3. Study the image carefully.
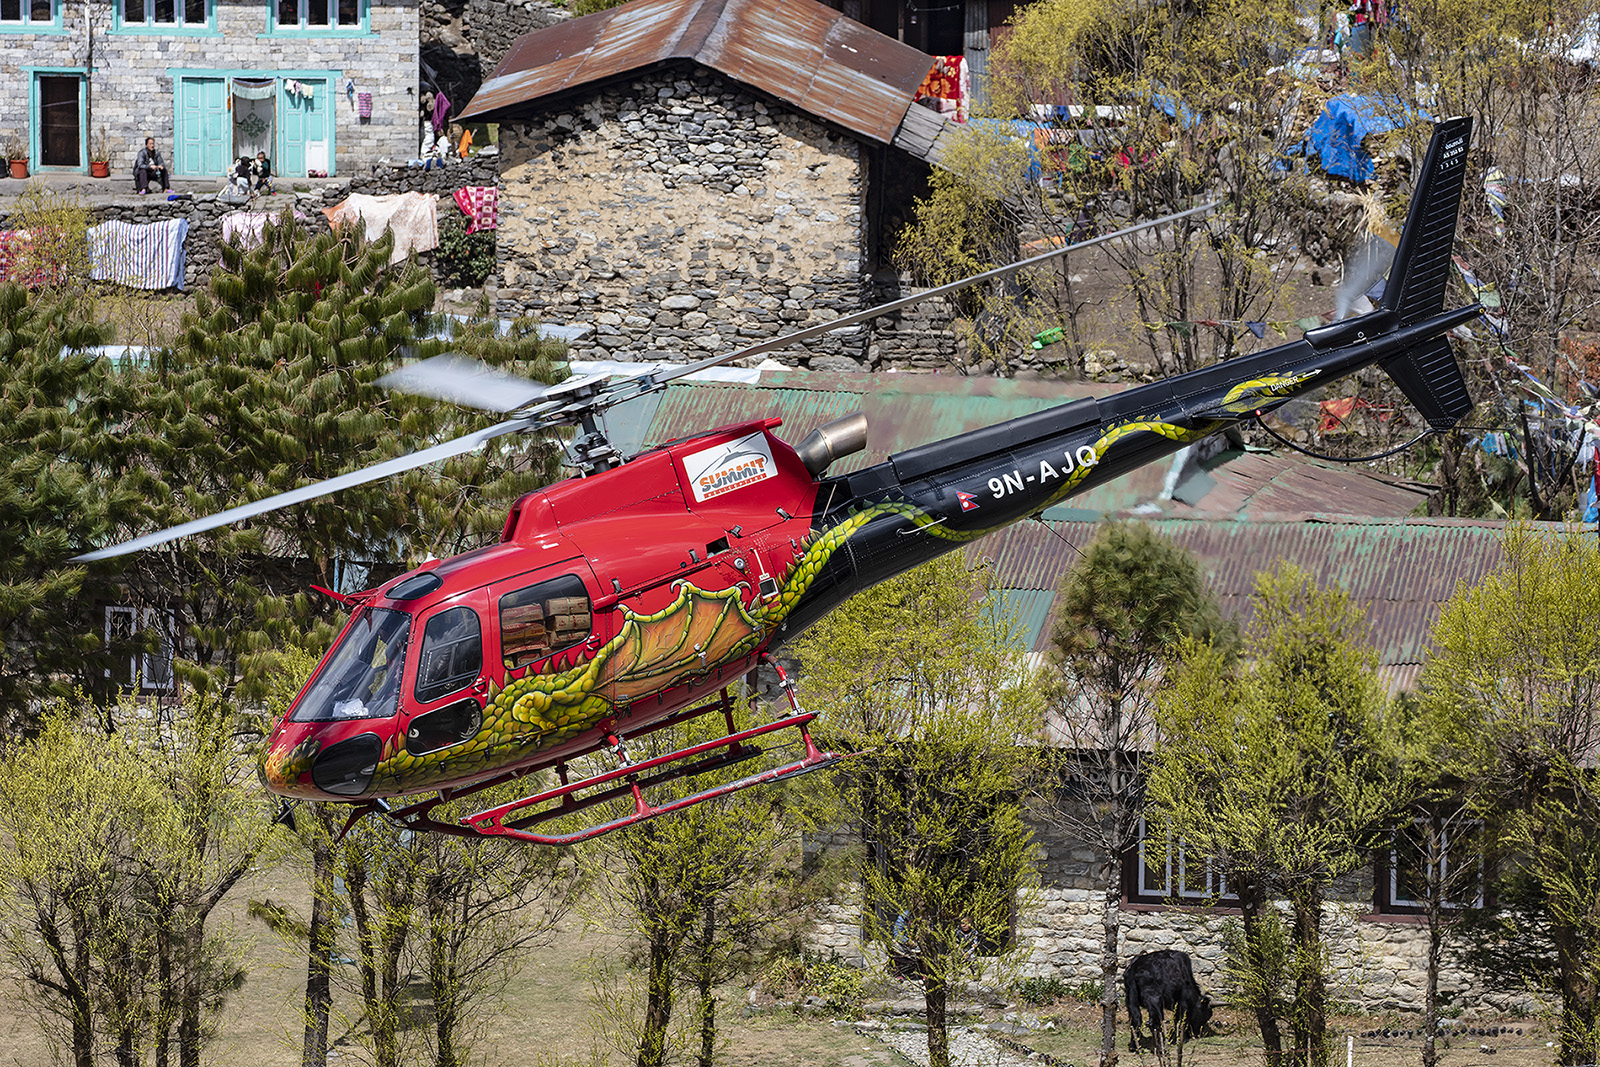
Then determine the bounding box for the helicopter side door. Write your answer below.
[400,589,495,759]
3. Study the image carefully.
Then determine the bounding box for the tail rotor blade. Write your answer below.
[72,416,536,562]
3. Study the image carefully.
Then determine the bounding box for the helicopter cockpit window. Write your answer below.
[291,607,411,723]
[500,575,591,671]
[414,606,483,704]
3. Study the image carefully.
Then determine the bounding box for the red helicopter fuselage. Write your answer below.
[259,417,827,803]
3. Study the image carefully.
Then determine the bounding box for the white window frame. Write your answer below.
[119,0,209,28]
[105,605,178,694]
[1387,816,1485,911]
[273,0,363,31]
[1134,817,1240,904]
[0,0,59,26]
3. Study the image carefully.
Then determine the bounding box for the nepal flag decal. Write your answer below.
[957,491,979,512]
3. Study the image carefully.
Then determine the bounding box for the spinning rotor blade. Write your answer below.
[636,200,1221,394]
[378,354,560,413]
[72,416,537,562]
[1335,233,1395,321]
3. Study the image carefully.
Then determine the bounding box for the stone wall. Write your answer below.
[494,68,874,368]
[491,66,967,369]
[1,0,418,178]
[804,829,1541,1017]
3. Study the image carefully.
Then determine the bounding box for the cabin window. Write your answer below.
[292,606,410,722]
[414,606,483,704]
[499,574,592,671]
[1125,816,1240,905]
[406,698,482,755]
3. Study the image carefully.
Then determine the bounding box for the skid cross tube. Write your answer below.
[465,710,828,831]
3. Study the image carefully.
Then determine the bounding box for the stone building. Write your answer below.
[458,0,967,369]
[3,0,418,180]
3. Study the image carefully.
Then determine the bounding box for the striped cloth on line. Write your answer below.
[88,218,190,290]
[452,186,499,233]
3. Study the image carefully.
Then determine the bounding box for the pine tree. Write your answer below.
[104,214,565,699]
[0,282,152,721]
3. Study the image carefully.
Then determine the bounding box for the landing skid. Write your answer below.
[342,674,846,845]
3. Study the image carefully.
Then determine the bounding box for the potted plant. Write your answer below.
[4,135,27,179]
[89,129,110,178]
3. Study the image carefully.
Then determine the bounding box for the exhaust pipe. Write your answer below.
[794,412,869,476]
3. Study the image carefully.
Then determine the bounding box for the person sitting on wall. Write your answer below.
[133,137,169,194]
[252,151,273,193]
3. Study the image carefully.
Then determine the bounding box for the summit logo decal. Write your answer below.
[683,432,778,502]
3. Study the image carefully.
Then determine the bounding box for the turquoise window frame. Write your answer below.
[0,0,65,34]
[265,0,369,36]
[110,0,218,36]
[25,66,87,172]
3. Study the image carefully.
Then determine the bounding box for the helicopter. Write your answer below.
[77,116,1479,846]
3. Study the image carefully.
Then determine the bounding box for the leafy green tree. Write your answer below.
[1035,522,1230,1067]
[793,554,1041,1067]
[584,703,829,1067]
[102,217,564,700]
[1422,525,1600,1065]
[900,0,1313,376]
[1147,565,1411,1067]
[1362,0,1600,517]
[0,690,274,1067]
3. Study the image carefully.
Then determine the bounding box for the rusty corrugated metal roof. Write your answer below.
[1161,449,1434,520]
[460,0,937,145]
[974,517,1539,678]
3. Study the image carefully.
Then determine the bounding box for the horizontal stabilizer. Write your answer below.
[1380,337,1474,429]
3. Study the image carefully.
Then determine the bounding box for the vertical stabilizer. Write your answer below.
[1382,115,1473,325]
[1378,116,1477,429]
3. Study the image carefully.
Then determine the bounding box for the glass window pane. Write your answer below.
[1,0,22,20]
[414,606,483,704]
[152,0,173,22]
[183,0,204,23]
[30,0,52,18]
[307,0,327,25]
[337,0,357,24]
[277,0,296,25]
[499,574,592,671]
[292,607,411,722]
[120,0,141,21]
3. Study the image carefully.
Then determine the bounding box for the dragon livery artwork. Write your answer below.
[81,117,1481,845]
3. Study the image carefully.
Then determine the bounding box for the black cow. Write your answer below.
[1124,949,1214,1055]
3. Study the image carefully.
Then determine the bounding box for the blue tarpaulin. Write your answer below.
[1303,94,1425,182]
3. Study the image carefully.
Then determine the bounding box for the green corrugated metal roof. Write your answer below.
[634,369,1171,510]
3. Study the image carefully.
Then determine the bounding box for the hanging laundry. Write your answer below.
[221,210,309,254]
[452,186,498,233]
[358,92,373,119]
[323,192,439,265]
[432,91,452,135]
[88,219,190,290]
[913,57,967,122]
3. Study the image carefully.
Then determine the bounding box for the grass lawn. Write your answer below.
[0,858,1557,1067]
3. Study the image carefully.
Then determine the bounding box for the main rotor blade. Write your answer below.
[631,200,1220,394]
[378,354,556,413]
[72,417,536,563]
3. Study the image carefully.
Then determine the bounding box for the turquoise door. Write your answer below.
[175,77,228,178]
[279,79,331,178]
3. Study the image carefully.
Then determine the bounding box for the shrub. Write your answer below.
[435,214,496,288]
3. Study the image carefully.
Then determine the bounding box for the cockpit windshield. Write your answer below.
[291,607,412,722]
